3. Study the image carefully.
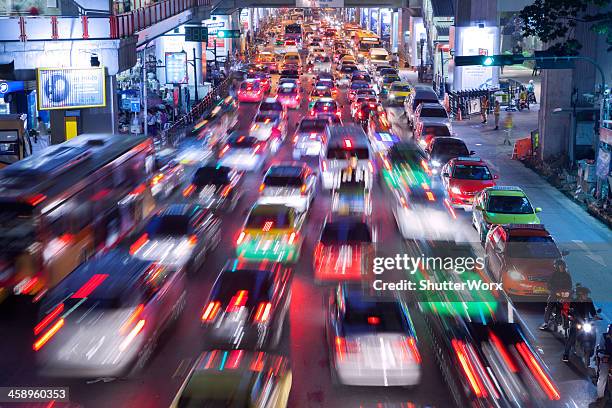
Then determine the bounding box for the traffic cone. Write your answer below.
[511,141,519,159]
[457,108,462,122]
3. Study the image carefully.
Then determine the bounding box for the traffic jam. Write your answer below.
[0,8,610,408]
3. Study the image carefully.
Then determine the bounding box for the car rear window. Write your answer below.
[193,166,230,186]
[320,221,372,244]
[327,146,369,160]
[422,126,450,137]
[264,175,302,187]
[350,82,370,90]
[343,300,406,334]
[383,76,401,83]
[413,98,438,109]
[420,107,448,118]
[246,210,290,229]
[259,102,282,111]
[277,86,297,95]
[299,120,327,132]
[391,84,410,92]
[341,66,357,73]
[229,136,258,148]
[240,82,260,91]
[214,270,273,306]
[147,215,191,237]
[432,140,469,156]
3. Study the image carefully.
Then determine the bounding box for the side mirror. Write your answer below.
[470,150,476,155]
[535,207,542,213]
[561,249,570,256]
[493,174,499,180]
[442,172,450,178]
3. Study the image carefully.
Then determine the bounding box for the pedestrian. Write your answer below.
[494,100,501,130]
[147,110,157,136]
[503,111,513,145]
[30,116,51,155]
[481,96,489,124]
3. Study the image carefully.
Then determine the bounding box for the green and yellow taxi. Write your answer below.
[236,204,305,263]
[387,81,412,106]
[472,186,542,243]
[308,85,333,110]
[380,142,432,192]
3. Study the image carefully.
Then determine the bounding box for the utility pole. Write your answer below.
[192,47,199,102]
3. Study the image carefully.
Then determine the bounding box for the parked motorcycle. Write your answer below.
[595,346,611,399]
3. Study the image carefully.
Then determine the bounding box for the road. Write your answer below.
[0,70,606,408]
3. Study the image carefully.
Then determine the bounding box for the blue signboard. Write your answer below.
[361,9,367,29]
[0,81,25,95]
[381,9,391,37]
[370,9,379,34]
[130,99,141,113]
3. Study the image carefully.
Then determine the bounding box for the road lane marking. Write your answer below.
[172,357,192,379]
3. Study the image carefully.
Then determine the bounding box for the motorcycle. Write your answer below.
[571,312,601,368]
[545,291,572,338]
[517,96,529,111]
[595,347,611,399]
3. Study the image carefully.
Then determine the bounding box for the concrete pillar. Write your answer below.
[81,73,119,135]
[538,69,573,160]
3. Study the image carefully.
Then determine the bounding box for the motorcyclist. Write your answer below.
[540,259,573,330]
[596,324,612,401]
[563,284,600,362]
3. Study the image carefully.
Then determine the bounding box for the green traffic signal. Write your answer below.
[483,56,494,66]
[454,54,525,67]
[217,30,226,38]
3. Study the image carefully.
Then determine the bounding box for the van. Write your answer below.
[320,125,372,190]
[368,48,390,69]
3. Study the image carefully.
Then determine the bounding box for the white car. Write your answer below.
[413,102,452,132]
[219,133,271,172]
[292,118,329,159]
[250,112,287,143]
[258,163,317,213]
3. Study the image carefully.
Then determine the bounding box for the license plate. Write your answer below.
[534,287,548,294]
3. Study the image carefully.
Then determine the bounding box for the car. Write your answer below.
[404,85,439,128]
[236,204,306,263]
[378,73,402,96]
[353,88,378,103]
[315,112,343,125]
[390,185,458,241]
[331,174,372,216]
[150,148,185,200]
[473,186,542,243]
[127,204,221,270]
[350,71,372,84]
[308,85,334,109]
[258,163,317,212]
[387,81,411,106]
[321,125,372,190]
[35,249,186,377]
[335,64,358,86]
[218,133,271,172]
[310,97,341,118]
[238,79,264,103]
[327,284,421,386]
[313,54,332,73]
[201,260,292,348]
[258,97,286,119]
[367,113,399,153]
[169,350,292,408]
[183,163,242,210]
[292,118,330,159]
[246,71,271,93]
[423,136,473,174]
[257,51,279,73]
[484,224,566,298]
[413,102,451,132]
[367,47,391,70]
[340,54,357,65]
[413,121,452,148]
[350,95,379,117]
[276,82,301,109]
[284,39,298,53]
[372,65,397,82]
[314,215,376,282]
[353,101,386,125]
[250,112,287,142]
[278,77,300,89]
[283,52,301,70]
[441,156,498,210]
[348,80,372,101]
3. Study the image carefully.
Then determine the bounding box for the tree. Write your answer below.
[519,0,612,54]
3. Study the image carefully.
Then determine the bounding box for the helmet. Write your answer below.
[575,283,590,297]
[529,79,534,84]
[553,259,567,272]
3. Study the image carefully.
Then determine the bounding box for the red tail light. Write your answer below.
[182,184,196,198]
[336,111,341,117]
[220,185,232,197]
[202,301,221,322]
[488,331,517,373]
[151,173,164,186]
[34,303,65,336]
[253,144,262,154]
[119,319,145,351]
[188,235,198,245]
[130,233,149,255]
[254,302,272,323]
[335,336,358,360]
[321,160,328,172]
[293,135,299,143]
[220,145,230,157]
[227,290,249,312]
[33,318,64,351]
[288,231,298,245]
[368,161,374,173]
[300,184,307,194]
[516,342,560,400]
[259,183,266,192]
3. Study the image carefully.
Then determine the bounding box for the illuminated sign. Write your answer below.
[37,67,106,110]
[296,0,344,6]
[165,52,188,84]
[454,26,500,90]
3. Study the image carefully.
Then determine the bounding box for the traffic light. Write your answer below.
[184,26,208,42]
[215,30,241,39]
[454,54,525,67]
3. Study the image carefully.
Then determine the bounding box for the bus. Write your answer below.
[284,23,302,42]
[355,31,383,60]
[0,134,156,304]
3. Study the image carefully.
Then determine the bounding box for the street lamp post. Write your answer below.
[419,33,425,82]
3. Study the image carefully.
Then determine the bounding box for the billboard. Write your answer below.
[296,0,344,6]
[454,26,500,90]
[37,67,106,110]
[165,52,188,84]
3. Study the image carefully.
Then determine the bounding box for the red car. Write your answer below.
[238,80,264,103]
[441,156,498,209]
[246,71,271,93]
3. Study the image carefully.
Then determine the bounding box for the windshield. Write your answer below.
[452,164,492,180]
[259,102,282,111]
[487,196,534,214]
[432,141,469,157]
[246,210,290,229]
[420,108,448,118]
[147,215,190,237]
[391,84,410,92]
[193,167,230,186]
[327,147,369,160]
[320,221,372,244]
[299,120,327,132]
[507,236,560,258]
[264,175,302,187]
[277,86,297,95]
[0,202,36,250]
[344,300,405,334]
[350,82,370,90]
[313,101,337,111]
[371,54,388,61]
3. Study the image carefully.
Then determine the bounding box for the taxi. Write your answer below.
[441,156,498,210]
[472,186,542,244]
[238,79,264,103]
[276,82,301,109]
[236,204,306,263]
[387,81,412,106]
[308,85,334,109]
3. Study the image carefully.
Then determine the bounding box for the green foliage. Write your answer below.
[519,0,612,54]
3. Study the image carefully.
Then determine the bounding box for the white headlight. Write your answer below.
[389,94,395,99]
[508,270,525,281]
[431,160,441,167]
[583,323,592,333]
[451,186,462,195]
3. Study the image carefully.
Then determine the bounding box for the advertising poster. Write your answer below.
[370,9,379,34]
[37,67,106,110]
[296,0,344,6]
[361,9,367,29]
[381,9,391,38]
[454,26,499,90]
[165,52,188,84]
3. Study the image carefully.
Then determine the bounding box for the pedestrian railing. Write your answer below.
[447,89,495,120]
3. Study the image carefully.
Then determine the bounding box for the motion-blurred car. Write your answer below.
[335,64,358,87]
[352,101,386,123]
[348,80,372,101]
[320,125,372,190]
[332,175,372,216]
[201,260,292,348]
[238,79,264,103]
[218,133,271,172]
[292,118,329,159]
[170,350,292,408]
[473,186,542,243]
[372,66,397,83]
[127,204,221,270]
[314,215,376,282]
[404,85,440,128]
[423,136,473,175]
[350,71,372,84]
[441,156,498,210]
[391,186,458,241]
[310,97,341,118]
[367,114,399,153]
[315,112,343,125]
[250,111,287,142]
[413,121,451,148]
[276,82,301,109]
[387,81,411,106]
[327,284,421,386]
[484,224,566,297]
[182,164,243,211]
[36,250,186,377]
[151,148,185,200]
[258,163,317,212]
[236,204,306,263]
[378,73,402,96]
[247,71,271,93]
[308,85,334,109]
[258,97,286,119]
[313,54,332,73]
